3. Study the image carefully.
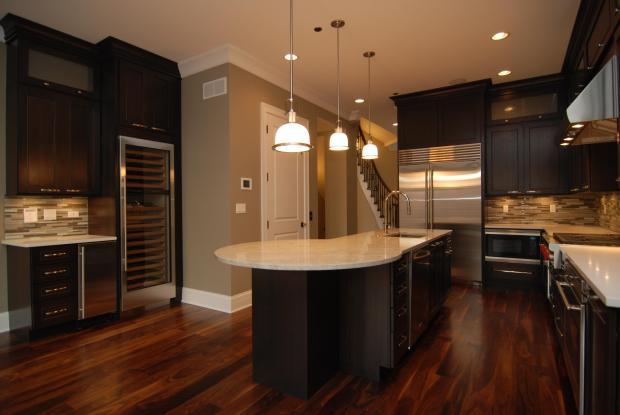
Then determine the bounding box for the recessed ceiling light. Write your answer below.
[491,31,510,41]
[571,123,585,129]
[560,142,570,146]
[284,53,298,61]
[498,69,512,77]
[504,106,514,112]
[392,122,398,126]
[354,98,365,103]
[563,136,574,141]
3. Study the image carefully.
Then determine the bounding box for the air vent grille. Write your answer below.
[399,143,481,165]
[203,77,227,100]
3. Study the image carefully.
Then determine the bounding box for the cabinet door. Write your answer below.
[18,87,61,194]
[63,96,100,194]
[119,62,148,129]
[147,71,177,134]
[587,0,613,69]
[411,248,431,343]
[568,145,588,193]
[589,142,618,191]
[438,92,483,146]
[485,125,522,195]
[397,102,437,149]
[522,120,567,194]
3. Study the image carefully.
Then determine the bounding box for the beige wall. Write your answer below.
[356,183,380,232]
[0,43,7,314]
[325,148,349,238]
[181,64,232,295]
[374,144,398,191]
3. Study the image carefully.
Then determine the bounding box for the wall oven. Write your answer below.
[485,229,541,264]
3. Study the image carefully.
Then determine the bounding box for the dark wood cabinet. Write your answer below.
[485,261,543,290]
[118,60,179,137]
[13,86,99,195]
[2,14,101,197]
[485,119,567,195]
[568,143,618,192]
[586,0,614,69]
[393,81,487,150]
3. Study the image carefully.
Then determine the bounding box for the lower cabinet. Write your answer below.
[485,260,543,290]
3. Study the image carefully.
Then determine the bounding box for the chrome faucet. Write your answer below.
[383,190,412,234]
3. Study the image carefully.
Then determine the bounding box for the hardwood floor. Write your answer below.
[0,285,576,414]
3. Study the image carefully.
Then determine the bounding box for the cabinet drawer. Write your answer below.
[34,298,76,329]
[393,330,409,365]
[34,245,75,264]
[393,303,409,333]
[35,263,74,283]
[35,279,74,301]
[485,261,542,290]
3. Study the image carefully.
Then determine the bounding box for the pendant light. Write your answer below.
[273,0,311,153]
[361,51,378,160]
[329,20,349,151]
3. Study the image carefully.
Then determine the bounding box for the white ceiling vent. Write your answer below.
[203,77,227,100]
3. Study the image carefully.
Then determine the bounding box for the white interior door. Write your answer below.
[261,103,309,241]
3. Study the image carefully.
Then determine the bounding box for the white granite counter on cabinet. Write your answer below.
[214,229,452,271]
[2,234,117,248]
[560,245,620,308]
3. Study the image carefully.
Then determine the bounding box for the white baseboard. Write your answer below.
[182,288,252,314]
[0,311,9,333]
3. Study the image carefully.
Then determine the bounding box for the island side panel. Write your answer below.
[252,268,339,399]
[339,263,392,381]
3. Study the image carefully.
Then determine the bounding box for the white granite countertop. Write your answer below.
[560,245,620,308]
[485,222,616,237]
[214,229,452,271]
[2,234,117,248]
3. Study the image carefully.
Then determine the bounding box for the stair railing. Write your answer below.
[356,126,398,228]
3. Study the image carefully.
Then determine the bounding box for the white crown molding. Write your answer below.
[182,287,252,314]
[179,43,337,115]
[0,311,9,333]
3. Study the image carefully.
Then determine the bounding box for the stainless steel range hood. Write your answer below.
[567,55,618,145]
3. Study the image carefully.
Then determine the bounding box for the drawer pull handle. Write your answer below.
[526,190,539,194]
[150,126,167,132]
[43,269,68,276]
[397,284,408,296]
[496,269,533,276]
[397,306,408,318]
[44,285,68,294]
[44,307,68,317]
[43,252,68,258]
[507,190,521,194]
[131,123,148,129]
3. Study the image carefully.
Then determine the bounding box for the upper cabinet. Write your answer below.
[392,81,488,150]
[99,37,181,143]
[1,14,101,196]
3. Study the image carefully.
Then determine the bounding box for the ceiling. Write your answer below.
[0,0,580,132]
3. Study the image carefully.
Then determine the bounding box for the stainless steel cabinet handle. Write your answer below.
[43,268,67,276]
[507,190,521,194]
[598,42,605,48]
[570,187,580,192]
[397,334,408,348]
[79,245,86,320]
[44,285,68,294]
[43,251,68,258]
[429,167,434,231]
[496,269,533,276]
[131,123,148,129]
[556,281,582,311]
[151,126,167,132]
[44,307,68,317]
[526,190,539,194]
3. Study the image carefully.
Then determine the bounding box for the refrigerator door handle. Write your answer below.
[429,167,434,231]
[78,244,85,320]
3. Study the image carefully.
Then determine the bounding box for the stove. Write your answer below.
[554,233,620,247]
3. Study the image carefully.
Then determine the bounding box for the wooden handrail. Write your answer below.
[356,126,398,226]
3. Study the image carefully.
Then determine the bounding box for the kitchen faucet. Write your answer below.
[383,190,412,234]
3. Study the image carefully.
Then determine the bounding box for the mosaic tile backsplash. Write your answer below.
[3,197,88,239]
[486,192,620,231]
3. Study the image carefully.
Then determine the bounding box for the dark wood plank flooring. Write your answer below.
[0,285,576,414]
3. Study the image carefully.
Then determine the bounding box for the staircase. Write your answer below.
[356,127,398,229]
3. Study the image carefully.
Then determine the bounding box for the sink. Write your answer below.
[384,232,427,238]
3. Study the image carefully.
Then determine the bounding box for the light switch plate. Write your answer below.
[502,205,509,213]
[43,209,57,221]
[23,207,38,223]
[68,210,79,218]
[235,203,247,214]
[550,204,557,213]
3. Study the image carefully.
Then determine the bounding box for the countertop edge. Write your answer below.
[2,235,118,248]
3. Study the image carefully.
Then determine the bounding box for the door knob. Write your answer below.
[300,222,307,228]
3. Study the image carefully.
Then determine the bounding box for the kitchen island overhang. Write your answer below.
[215,229,453,399]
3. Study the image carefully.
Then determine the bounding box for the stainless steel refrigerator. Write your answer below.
[119,136,176,311]
[399,143,482,283]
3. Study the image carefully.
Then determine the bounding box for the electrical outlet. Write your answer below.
[550,204,556,213]
[43,209,57,221]
[502,205,509,213]
[68,210,79,218]
[23,207,38,223]
[235,203,247,214]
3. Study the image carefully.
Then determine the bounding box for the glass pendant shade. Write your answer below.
[329,126,349,151]
[361,141,378,159]
[273,110,311,153]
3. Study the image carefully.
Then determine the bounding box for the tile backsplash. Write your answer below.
[486,192,620,232]
[3,197,88,239]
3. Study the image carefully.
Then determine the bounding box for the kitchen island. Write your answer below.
[215,229,452,398]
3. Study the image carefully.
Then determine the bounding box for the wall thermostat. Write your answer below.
[241,177,252,190]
